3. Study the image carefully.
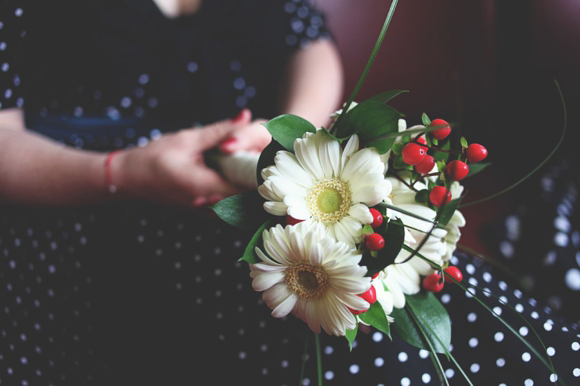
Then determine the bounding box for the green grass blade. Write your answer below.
[332,0,399,132]
[315,333,323,386]
[298,334,310,386]
[406,305,451,386]
[460,79,567,208]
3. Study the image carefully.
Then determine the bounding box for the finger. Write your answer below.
[196,109,252,150]
[220,122,271,154]
[191,167,241,197]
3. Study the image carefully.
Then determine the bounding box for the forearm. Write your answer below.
[279,39,344,128]
[0,128,110,206]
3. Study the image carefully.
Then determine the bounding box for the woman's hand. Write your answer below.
[218,109,272,155]
[112,114,252,207]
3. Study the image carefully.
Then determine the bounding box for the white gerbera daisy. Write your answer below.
[258,130,391,246]
[379,174,464,308]
[249,222,371,336]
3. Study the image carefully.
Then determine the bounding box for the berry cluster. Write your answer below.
[400,118,488,207]
[422,266,463,292]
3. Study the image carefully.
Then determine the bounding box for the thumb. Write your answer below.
[196,109,252,150]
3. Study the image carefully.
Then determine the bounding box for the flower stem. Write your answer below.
[459,79,567,208]
[298,334,310,386]
[315,333,323,386]
[332,0,400,132]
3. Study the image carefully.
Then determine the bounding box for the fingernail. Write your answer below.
[208,194,224,205]
[221,138,237,146]
[232,109,248,123]
[192,197,207,207]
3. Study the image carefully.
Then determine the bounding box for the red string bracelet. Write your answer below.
[105,150,121,193]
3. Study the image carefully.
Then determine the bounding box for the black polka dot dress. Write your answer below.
[1,1,579,385]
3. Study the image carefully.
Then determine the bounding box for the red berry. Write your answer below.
[429,186,452,207]
[286,215,303,226]
[402,143,427,165]
[467,144,488,163]
[445,160,469,181]
[371,272,380,280]
[365,233,385,251]
[423,273,444,292]
[416,135,427,146]
[359,286,377,304]
[369,208,383,228]
[444,266,463,283]
[347,306,365,315]
[415,155,435,175]
[430,119,451,140]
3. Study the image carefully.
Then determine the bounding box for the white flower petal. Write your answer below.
[272,293,298,318]
[263,201,288,216]
[252,271,285,292]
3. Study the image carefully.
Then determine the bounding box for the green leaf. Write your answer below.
[415,189,429,204]
[401,134,411,145]
[365,139,393,154]
[367,90,408,104]
[334,100,402,152]
[460,136,468,148]
[362,225,374,235]
[262,114,316,151]
[239,218,277,264]
[422,113,431,126]
[256,139,286,186]
[359,302,391,338]
[433,140,450,163]
[345,323,358,352]
[391,142,404,155]
[466,161,491,178]
[361,219,405,276]
[391,292,451,354]
[211,191,270,230]
[437,196,463,227]
[393,155,407,169]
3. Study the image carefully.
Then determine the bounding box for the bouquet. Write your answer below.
[210,1,567,384]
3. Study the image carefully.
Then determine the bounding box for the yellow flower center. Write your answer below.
[307,179,351,224]
[285,263,329,300]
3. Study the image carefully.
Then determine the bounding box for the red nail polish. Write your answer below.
[221,138,237,146]
[232,109,247,123]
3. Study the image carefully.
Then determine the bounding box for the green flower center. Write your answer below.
[285,263,329,300]
[307,179,351,224]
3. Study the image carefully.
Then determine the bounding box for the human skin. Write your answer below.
[0,38,343,207]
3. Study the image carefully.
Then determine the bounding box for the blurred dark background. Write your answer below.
[315,0,578,253]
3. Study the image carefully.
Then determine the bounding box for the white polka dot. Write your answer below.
[445,368,454,378]
[572,342,580,351]
[531,311,539,319]
[498,281,508,291]
[544,322,553,331]
[573,368,580,377]
[187,62,198,73]
[372,331,383,342]
[469,337,478,348]
[515,304,524,313]
[398,352,408,362]
[554,232,569,247]
[441,294,451,304]
[470,363,480,373]
[499,241,514,258]
[467,312,477,322]
[324,371,334,380]
[565,269,580,291]
[324,346,333,355]
[422,373,431,383]
[496,358,505,367]
[493,306,502,316]
[547,347,556,356]
[494,332,504,342]
[522,352,531,362]
[524,379,534,386]
[374,357,384,367]
[550,373,558,383]
[466,264,475,274]
[499,296,508,304]
[349,364,359,374]
[401,378,411,386]
[519,326,529,336]
[419,349,429,359]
